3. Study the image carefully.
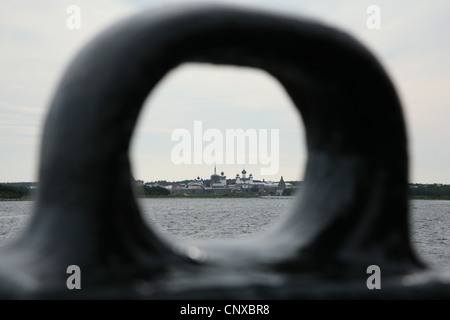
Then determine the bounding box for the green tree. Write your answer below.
[409,184,450,198]
[250,187,259,194]
[143,185,170,196]
[282,188,296,196]
[0,184,25,199]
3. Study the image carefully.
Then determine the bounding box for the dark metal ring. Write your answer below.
[1,4,448,299]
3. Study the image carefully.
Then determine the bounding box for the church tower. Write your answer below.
[278,176,286,189]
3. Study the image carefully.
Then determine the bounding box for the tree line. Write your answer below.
[3,182,449,199]
[0,184,32,199]
[135,185,170,196]
[409,184,450,199]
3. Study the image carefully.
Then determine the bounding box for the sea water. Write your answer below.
[0,198,448,269]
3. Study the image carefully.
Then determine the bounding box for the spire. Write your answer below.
[278,176,286,188]
[214,164,216,175]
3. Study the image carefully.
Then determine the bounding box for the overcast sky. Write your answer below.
[1,0,449,183]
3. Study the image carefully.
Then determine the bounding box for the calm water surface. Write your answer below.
[0,198,449,269]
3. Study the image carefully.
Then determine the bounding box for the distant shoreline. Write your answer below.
[0,197,33,202]
[409,196,450,200]
[138,194,261,199]
[2,196,450,201]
